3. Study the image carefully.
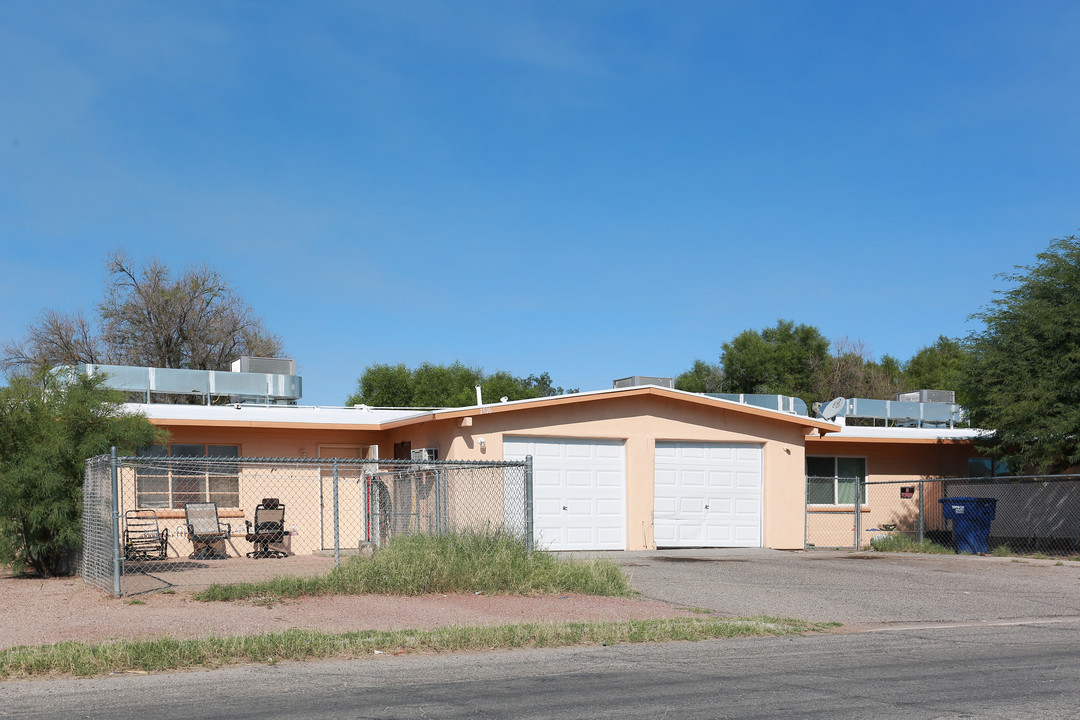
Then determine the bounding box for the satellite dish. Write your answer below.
[819,397,847,420]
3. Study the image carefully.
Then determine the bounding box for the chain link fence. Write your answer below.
[806,474,1080,556]
[83,453,532,596]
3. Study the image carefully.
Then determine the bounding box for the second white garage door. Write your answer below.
[654,442,763,548]
[503,437,626,551]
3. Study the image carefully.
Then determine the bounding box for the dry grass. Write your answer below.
[0,616,838,679]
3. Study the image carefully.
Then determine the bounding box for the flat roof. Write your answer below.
[126,385,841,434]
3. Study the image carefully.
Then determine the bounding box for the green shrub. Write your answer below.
[868,533,953,554]
[0,368,162,576]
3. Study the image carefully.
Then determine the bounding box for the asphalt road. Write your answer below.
[609,548,1080,626]
[4,620,1078,719]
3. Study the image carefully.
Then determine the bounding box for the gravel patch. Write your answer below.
[1,572,694,650]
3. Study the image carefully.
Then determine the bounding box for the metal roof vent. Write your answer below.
[613,376,675,389]
[231,356,297,375]
[896,389,955,403]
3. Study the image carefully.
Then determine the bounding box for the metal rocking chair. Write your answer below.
[123,509,169,561]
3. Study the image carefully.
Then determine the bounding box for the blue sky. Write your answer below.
[2,1,1078,405]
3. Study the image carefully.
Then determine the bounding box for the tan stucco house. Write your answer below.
[126,384,982,553]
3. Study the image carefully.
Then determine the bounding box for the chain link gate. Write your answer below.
[83,452,533,596]
[805,476,932,550]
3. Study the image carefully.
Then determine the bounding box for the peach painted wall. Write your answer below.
[804,438,973,549]
[137,424,387,556]
[145,399,829,554]
[387,395,816,551]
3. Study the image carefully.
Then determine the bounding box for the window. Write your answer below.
[136,444,240,509]
[968,457,1010,477]
[806,456,867,505]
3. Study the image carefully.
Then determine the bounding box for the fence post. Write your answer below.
[110,447,121,597]
[525,455,534,553]
[434,469,442,536]
[854,476,862,550]
[804,477,809,549]
[918,480,925,543]
[333,459,340,568]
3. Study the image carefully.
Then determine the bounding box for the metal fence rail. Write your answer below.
[806,474,1080,555]
[83,453,532,596]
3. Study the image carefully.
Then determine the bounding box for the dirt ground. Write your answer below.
[1,571,694,651]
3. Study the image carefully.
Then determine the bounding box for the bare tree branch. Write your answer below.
[3,252,285,389]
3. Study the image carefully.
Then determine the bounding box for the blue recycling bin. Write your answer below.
[939,497,997,554]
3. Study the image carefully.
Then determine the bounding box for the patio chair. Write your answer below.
[245,498,287,558]
[184,502,232,559]
[123,509,169,561]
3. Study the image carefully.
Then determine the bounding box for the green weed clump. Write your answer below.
[196,530,633,602]
[991,544,1013,557]
[868,534,953,554]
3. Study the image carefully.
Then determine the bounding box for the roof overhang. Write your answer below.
[806,426,987,445]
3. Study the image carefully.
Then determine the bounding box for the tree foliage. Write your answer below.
[346,362,577,407]
[674,359,724,393]
[2,251,284,376]
[677,324,967,407]
[963,235,1080,473]
[0,368,163,576]
[903,336,971,404]
[720,320,830,405]
[812,338,905,402]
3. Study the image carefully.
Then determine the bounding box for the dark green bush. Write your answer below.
[0,368,161,576]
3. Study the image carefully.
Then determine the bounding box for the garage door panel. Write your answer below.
[711,498,733,513]
[564,444,593,459]
[596,470,623,487]
[535,469,561,486]
[707,446,735,462]
[682,469,706,487]
[680,445,707,459]
[709,470,734,489]
[596,498,623,514]
[595,443,623,460]
[679,526,704,543]
[596,526,624,542]
[504,437,626,551]
[566,470,594,487]
[655,444,677,459]
[734,498,759,514]
[736,471,760,488]
[655,442,762,548]
[679,497,705,514]
[706,526,731,542]
[654,497,676,513]
[654,528,676,543]
[535,497,562,512]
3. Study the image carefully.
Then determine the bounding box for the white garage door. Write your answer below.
[654,442,762,548]
[504,437,626,551]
